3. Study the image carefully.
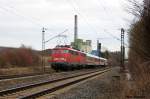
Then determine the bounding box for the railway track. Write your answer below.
[0,69,100,81]
[0,67,111,99]
[0,73,48,80]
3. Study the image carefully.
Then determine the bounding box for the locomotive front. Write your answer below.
[49,47,71,70]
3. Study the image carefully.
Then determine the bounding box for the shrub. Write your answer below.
[0,45,40,68]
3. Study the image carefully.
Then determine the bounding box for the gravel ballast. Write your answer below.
[50,67,123,99]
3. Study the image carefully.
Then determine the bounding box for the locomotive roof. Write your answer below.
[53,47,86,54]
[86,53,107,60]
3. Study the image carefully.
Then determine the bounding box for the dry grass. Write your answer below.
[0,67,35,75]
[0,66,51,76]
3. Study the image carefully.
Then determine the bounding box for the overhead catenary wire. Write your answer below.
[104,30,129,47]
[0,0,48,28]
[67,0,121,50]
[44,29,68,43]
[0,1,72,50]
[96,0,129,50]
[65,0,99,35]
[66,0,127,42]
[0,0,129,51]
[65,0,128,52]
[0,5,43,28]
[97,0,125,27]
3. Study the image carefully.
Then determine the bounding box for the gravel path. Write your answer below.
[50,67,123,99]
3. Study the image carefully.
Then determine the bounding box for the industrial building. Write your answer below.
[71,39,92,53]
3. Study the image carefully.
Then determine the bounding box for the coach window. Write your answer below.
[87,57,91,60]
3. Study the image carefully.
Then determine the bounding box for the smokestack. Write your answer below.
[74,15,78,42]
[97,40,101,57]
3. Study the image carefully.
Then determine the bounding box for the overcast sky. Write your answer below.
[0,0,135,51]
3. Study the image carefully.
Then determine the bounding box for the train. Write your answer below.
[48,45,108,71]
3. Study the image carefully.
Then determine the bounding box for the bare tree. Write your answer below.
[127,0,150,97]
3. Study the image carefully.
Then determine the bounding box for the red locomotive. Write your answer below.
[48,45,107,71]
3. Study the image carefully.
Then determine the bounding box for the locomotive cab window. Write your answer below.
[69,50,74,54]
[52,50,68,54]
[52,50,59,54]
[69,50,78,55]
[63,50,69,53]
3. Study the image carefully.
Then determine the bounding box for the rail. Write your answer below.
[0,67,111,99]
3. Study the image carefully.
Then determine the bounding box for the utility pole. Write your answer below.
[121,28,125,71]
[42,27,46,72]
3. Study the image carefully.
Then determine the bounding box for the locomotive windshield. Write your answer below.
[52,50,69,54]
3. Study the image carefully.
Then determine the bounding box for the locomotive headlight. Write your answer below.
[61,58,66,61]
[54,58,66,61]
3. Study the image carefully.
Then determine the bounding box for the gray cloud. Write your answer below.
[0,0,134,51]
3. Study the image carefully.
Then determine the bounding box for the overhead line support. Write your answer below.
[42,27,46,72]
[121,28,125,72]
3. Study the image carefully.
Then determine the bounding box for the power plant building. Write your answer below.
[71,15,92,53]
[71,39,92,53]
